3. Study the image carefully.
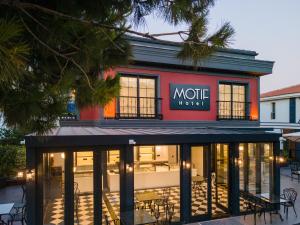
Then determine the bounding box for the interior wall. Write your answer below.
[192,146,204,177]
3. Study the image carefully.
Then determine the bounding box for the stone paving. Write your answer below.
[0,167,300,225]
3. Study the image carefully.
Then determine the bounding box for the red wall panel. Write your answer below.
[81,67,259,121]
[110,67,259,121]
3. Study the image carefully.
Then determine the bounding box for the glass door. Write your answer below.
[212,144,229,217]
[191,146,210,218]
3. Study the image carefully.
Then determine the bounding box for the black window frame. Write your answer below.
[117,74,162,119]
[217,82,251,120]
[271,102,276,120]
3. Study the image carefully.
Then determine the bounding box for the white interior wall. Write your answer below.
[191,146,204,177]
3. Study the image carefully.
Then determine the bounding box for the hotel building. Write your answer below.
[25,36,281,225]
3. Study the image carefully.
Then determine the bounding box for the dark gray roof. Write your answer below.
[127,35,274,75]
[25,126,280,148]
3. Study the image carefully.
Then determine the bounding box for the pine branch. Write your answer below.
[19,16,95,91]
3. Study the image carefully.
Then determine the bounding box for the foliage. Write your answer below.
[0,144,26,178]
[0,127,24,145]
[0,128,26,178]
[0,0,234,134]
[282,141,290,159]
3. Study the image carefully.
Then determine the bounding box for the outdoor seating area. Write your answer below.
[0,202,26,225]
[241,188,298,225]
[290,162,300,182]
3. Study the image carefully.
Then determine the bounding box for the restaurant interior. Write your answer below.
[41,143,273,225]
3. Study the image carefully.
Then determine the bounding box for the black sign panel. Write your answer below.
[170,84,210,110]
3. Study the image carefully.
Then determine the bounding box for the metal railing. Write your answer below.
[59,113,78,121]
[107,96,163,119]
[217,101,252,120]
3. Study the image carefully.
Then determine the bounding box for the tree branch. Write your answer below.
[19,16,95,91]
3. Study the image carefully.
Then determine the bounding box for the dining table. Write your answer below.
[136,191,162,202]
[192,176,205,183]
[0,203,14,225]
[121,209,156,225]
[255,193,288,222]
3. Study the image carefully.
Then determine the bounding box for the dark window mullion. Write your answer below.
[230,85,233,120]
[137,76,140,118]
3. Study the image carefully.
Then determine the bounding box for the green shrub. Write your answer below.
[0,144,26,178]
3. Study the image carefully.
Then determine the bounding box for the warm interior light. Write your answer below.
[104,99,116,118]
[279,157,285,163]
[269,156,274,160]
[61,153,65,159]
[186,163,191,169]
[239,145,244,151]
[50,153,54,158]
[238,159,243,166]
[26,170,35,181]
[126,164,133,172]
[17,171,24,178]
[73,167,77,172]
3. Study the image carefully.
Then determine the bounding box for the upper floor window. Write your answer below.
[118,75,161,119]
[218,83,249,120]
[271,102,276,120]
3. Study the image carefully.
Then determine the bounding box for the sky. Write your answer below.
[138,0,300,93]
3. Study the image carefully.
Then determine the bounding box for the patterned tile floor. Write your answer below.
[44,183,231,225]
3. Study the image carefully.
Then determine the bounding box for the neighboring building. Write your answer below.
[261,84,300,160]
[25,37,281,225]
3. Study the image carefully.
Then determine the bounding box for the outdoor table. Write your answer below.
[121,209,156,225]
[255,193,288,221]
[0,203,14,225]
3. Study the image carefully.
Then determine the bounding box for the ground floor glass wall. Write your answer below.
[212,144,229,217]
[42,152,65,225]
[239,143,273,212]
[73,151,94,224]
[103,150,120,224]
[39,142,276,224]
[134,145,180,223]
[191,146,208,216]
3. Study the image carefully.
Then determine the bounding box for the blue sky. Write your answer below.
[139,0,300,93]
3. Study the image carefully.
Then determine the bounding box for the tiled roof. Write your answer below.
[261,84,300,98]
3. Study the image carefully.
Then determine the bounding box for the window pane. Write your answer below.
[218,84,232,117]
[239,143,274,212]
[134,145,180,223]
[103,150,120,224]
[43,153,65,225]
[191,146,208,216]
[139,78,156,117]
[218,83,246,119]
[74,151,93,225]
[120,77,138,117]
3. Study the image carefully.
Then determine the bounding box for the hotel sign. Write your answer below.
[170,84,210,110]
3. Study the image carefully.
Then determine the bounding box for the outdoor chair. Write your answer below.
[7,205,26,225]
[290,162,300,182]
[242,192,267,225]
[281,188,298,219]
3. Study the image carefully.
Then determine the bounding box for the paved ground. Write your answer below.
[0,167,299,225]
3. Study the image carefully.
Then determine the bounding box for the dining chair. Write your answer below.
[104,215,110,225]
[7,205,27,225]
[281,188,298,219]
